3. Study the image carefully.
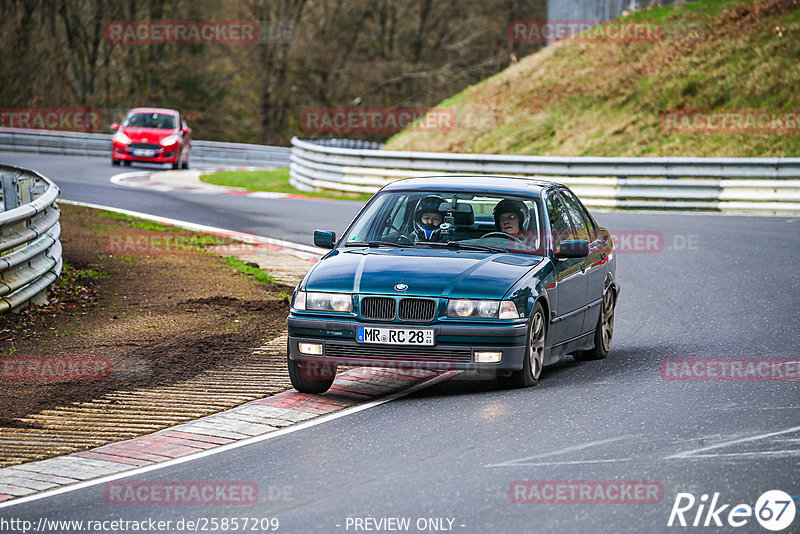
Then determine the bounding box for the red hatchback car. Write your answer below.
[111,107,191,169]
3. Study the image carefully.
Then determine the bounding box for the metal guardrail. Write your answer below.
[0,128,291,167]
[290,137,800,214]
[0,165,62,314]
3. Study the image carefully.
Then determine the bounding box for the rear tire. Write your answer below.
[287,357,335,394]
[506,301,546,388]
[181,158,189,170]
[574,289,614,361]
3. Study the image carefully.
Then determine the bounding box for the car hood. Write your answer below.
[304,248,543,300]
[120,127,176,142]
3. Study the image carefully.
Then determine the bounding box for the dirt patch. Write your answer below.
[0,204,293,428]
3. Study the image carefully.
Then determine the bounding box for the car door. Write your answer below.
[545,191,587,345]
[559,189,604,335]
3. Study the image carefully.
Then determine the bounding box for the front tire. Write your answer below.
[506,301,546,388]
[112,158,120,166]
[287,357,335,394]
[574,289,615,361]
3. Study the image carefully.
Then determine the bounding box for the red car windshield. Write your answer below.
[122,113,176,129]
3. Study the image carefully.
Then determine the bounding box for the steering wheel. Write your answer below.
[396,234,415,244]
[480,231,525,245]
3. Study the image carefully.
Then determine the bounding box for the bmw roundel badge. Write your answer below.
[394,283,408,291]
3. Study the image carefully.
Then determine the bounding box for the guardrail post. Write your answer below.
[2,173,19,211]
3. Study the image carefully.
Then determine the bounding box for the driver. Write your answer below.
[413,195,445,242]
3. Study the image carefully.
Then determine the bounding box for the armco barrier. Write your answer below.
[0,165,62,314]
[0,128,291,168]
[289,137,800,214]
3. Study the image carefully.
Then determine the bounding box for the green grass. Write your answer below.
[224,257,277,285]
[200,167,373,201]
[99,211,182,232]
[97,209,281,282]
[386,0,800,157]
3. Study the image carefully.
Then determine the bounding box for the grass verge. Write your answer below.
[200,167,373,201]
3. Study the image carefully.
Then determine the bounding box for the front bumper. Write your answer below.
[287,315,528,372]
[112,145,180,163]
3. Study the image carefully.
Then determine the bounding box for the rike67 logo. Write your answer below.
[668,490,796,531]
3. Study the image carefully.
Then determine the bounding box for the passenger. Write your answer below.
[493,199,528,236]
[413,195,445,242]
[492,199,538,249]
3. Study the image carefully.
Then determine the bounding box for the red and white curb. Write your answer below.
[59,199,326,262]
[110,169,320,200]
[0,365,456,507]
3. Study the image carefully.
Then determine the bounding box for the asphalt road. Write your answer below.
[2,151,799,533]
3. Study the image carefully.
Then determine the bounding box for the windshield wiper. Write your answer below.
[344,240,406,248]
[415,241,507,253]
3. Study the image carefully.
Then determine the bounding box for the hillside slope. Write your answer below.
[385,0,800,157]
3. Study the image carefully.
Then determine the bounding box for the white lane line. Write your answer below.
[58,198,325,259]
[666,425,800,459]
[484,435,634,468]
[493,458,635,467]
[669,450,800,459]
[0,370,458,510]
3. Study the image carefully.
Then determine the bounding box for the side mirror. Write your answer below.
[314,230,336,249]
[110,122,119,130]
[556,239,589,258]
[181,127,191,134]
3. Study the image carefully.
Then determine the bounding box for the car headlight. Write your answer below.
[447,299,520,319]
[160,134,179,147]
[113,131,131,144]
[294,291,352,313]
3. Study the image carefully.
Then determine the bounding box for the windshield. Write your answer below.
[342,190,544,255]
[122,112,176,129]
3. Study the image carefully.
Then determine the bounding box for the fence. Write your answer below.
[547,0,688,23]
[289,137,800,214]
[0,129,291,168]
[0,165,62,314]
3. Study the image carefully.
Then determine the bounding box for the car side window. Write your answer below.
[558,190,590,243]
[561,190,596,242]
[546,193,576,250]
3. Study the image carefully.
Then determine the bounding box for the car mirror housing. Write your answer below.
[556,239,589,258]
[110,122,119,130]
[314,230,336,249]
[181,127,191,134]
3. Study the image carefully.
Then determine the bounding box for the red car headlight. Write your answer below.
[113,131,131,144]
[160,134,179,147]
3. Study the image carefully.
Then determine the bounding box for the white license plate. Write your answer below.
[132,149,156,157]
[356,326,434,346]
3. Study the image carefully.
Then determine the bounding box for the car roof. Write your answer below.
[126,107,179,116]
[380,175,561,196]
